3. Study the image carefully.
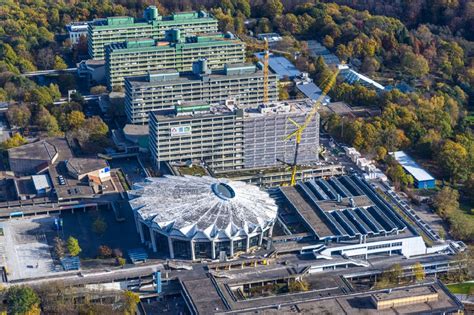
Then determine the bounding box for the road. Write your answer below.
[53,93,106,105]
[22,68,77,77]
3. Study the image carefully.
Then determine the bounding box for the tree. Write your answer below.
[323,35,334,48]
[7,104,31,128]
[66,111,85,130]
[116,257,126,267]
[36,107,60,135]
[0,133,27,150]
[66,236,81,257]
[387,163,413,189]
[6,286,41,315]
[278,84,289,100]
[263,0,283,19]
[387,264,403,284]
[53,237,66,259]
[432,186,459,219]
[401,51,429,78]
[92,217,107,235]
[53,56,67,70]
[236,0,251,17]
[98,245,112,258]
[90,85,107,95]
[413,262,425,281]
[122,291,140,315]
[438,140,468,182]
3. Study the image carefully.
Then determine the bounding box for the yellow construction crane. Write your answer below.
[244,37,293,103]
[282,66,342,186]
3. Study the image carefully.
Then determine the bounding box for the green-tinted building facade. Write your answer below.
[88,6,218,59]
[105,32,245,89]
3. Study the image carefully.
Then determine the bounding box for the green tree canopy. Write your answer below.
[66,236,81,257]
[6,286,40,315]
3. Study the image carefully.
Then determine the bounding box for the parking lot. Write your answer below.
[1,216,58,280]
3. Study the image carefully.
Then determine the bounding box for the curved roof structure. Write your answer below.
[129,176,277,240]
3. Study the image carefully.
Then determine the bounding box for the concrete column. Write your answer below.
[229,240,234,257]
[135,214,140,233]
[267,227,273,237]
[190,241,196,261]
[168,237,174,259]
[258,232,263,246]
[211,240,216,259]
[138,221,145,243]
[246,236,250,252]
[149,227,157,252]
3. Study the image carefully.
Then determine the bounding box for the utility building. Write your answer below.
[105,31,245,89]
[149,99,319,172]
[88,6,218,59]
[125,61,279,124]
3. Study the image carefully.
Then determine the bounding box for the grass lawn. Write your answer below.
[447,282,474,294]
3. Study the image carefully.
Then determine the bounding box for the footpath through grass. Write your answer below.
[447,282,474,294]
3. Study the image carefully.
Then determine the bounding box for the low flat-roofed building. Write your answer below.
[296,82,331,104]
[257,32,282,42]
[66,22,89,44]
[255,53,301,79]
[307,40,341,65]
[391,151,435,189]
[77,59,106,84]
[8,140,59,175]
[372,285,439,310]
[277,175,442,259]
[66,157,111,182]
[31,174,52,196]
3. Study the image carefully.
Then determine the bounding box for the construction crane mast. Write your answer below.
[263,39,269,103]
[283,66,342,186]
[243,36,291,104]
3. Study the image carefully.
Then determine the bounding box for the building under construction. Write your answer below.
[149,99,319,172]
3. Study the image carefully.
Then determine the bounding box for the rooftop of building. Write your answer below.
[255,53,301,79]
[152,99,316,121]
[123,124,149,137]
[126,62,269,87]
[129,175,278,239]
[106,32,241,53]
[65,157,109,175]
[279,175,413,240]
[8,140,58,162]
[31,174,51,191]
[90,8,214,28]
[390,151,435,182]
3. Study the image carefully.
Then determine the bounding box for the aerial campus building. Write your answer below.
[149,99,319,172]
[275,175,454,265]
[129,176,278,260]
[391,151,436,189]
[105,31,245,89]
[125,60,279,124]
[88,6,218,59]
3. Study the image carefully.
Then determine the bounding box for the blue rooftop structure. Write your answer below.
[61,256,80,271]
[391,151,435,189]
[255,53,301,79]
[296,83,331,104]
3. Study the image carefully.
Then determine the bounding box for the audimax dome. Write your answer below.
[129,175,278,260]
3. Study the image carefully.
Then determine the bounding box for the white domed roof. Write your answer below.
[129,176,278,239]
